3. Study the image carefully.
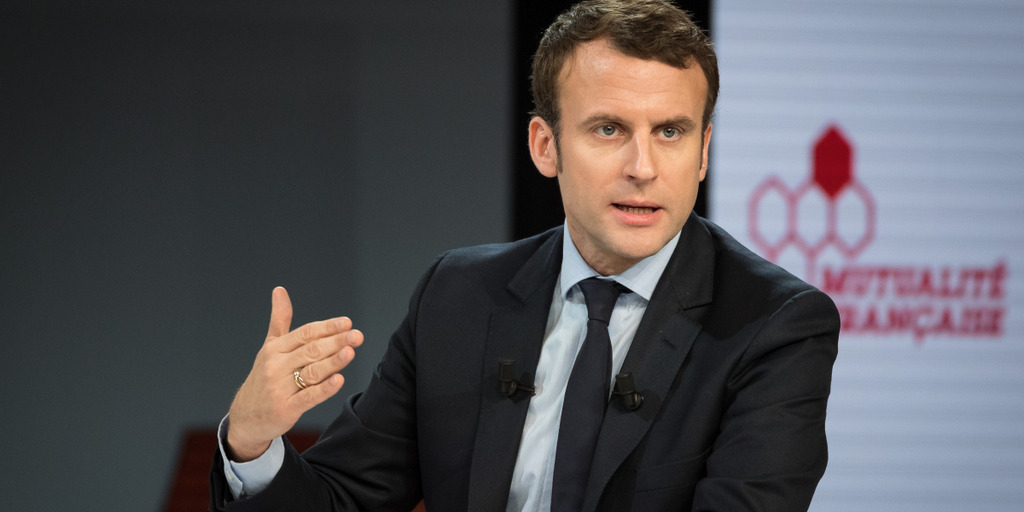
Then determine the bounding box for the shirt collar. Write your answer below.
[559,223,681,302]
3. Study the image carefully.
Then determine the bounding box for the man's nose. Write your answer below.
[623,134,657,181]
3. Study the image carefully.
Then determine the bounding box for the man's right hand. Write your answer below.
[225,286,364,462]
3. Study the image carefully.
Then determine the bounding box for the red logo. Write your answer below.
[749,125,875,280]
[747,124,1007,342]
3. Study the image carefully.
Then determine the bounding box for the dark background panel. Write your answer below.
[0,1,510,510]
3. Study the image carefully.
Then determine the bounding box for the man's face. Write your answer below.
[529,39,712,275]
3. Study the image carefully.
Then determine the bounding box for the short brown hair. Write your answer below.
[531,0,719,138]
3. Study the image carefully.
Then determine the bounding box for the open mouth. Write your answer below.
[614,204,659,215]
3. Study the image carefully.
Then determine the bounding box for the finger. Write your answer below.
[267,287,293,338]
[278,316,353,354]
[290,373,346,413]
[288,328,362,371]
[296,316,354,342]
[295,334,362,385]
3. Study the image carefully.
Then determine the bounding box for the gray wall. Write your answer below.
[0,1,512,510]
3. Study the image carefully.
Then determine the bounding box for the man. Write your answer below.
[211,1,840,510]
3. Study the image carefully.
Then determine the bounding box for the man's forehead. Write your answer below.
[556,39,708,118]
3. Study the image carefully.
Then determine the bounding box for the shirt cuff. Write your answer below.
[217,415,285,499]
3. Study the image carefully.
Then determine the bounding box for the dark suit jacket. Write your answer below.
[211,213,840,511]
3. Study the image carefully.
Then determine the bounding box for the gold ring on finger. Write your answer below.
[293,369,308,390]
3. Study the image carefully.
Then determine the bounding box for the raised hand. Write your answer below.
[225,287,363,461]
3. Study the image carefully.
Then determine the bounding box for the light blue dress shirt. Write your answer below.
[220,224,681,506]
[505,225,679,511]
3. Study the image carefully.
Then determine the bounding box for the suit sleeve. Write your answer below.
[209,256,445,512]
[691,288,840,512]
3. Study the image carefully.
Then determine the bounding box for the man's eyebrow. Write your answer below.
[657,116,698,131]
[579,113,625,127]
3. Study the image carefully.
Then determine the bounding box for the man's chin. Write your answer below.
[615,232,673,259]
[600,243,667,273]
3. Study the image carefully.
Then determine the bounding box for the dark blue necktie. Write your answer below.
[551,277,624,511]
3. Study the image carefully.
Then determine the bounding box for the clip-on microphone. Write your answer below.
[612,372,644,411]
[498,359,536,398]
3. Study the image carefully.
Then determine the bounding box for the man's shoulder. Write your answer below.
[685,216,839,336]
[439,226,560,268]
[698,216,823,301]
[422,226,562,293]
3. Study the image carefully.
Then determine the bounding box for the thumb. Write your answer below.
[267,286,293,338]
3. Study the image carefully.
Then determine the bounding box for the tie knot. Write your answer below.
[577,277,625,325]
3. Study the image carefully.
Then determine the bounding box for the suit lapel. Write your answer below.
[584,213,716,510]
[467,229,562,510]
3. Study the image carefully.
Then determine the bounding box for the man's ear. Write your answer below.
[529,116,558,178]
[699,122,712,182]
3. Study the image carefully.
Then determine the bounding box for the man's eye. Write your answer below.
[599,125,617,136]
[662,127,678,138]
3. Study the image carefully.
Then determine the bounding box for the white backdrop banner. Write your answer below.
[710,1,1024,510]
